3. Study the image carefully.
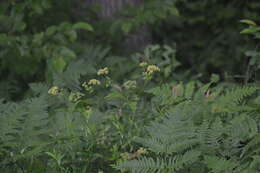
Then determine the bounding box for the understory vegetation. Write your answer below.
[0,0,260,173]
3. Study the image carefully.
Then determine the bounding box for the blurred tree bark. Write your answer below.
[88,0,142,18]
[85,0,152,54]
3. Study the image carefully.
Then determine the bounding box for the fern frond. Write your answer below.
[116,157,165,173]
[146,84,177,106]
[0,95,50,147]
[250,156,260,170]
[184,81,196,99]
[228,114,258,141]
[204,155,237,173]
[116,150,201,173]
[53,59,89,91]
[210,86,258,113]
[240,134,260,158]
[29,83,49,96]
[79,45,110,64]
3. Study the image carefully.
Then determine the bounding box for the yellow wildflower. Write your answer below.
[88,79,101,85]
[137,147,147,154]
[139,61,148,67]
[120,152,131,160]
[48,86,59,95]
[146,65,160,75]
[69,92,84,102]
[97,67,109,76]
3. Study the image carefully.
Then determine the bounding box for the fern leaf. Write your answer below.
[204,155,237,173]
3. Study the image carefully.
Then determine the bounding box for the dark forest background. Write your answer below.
[1,0,260,100]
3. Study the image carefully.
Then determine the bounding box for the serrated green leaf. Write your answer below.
[129,101,137,112]
[164,66,172,78]
[240,19,257,26]
[168,7,180,16]
[105,92,123,100]
[0,33,8,43]
[73,22,93,31]
[51,57,66,72]
[65,30,77,42]
[240,26,260,34]
[245,50,258,57]
[59,47,76,60]
[122,22,132,33]
[210,74,220,83]
[185,81,195,99]
[46,26,57,36]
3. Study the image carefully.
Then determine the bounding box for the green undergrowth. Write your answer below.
[0,53,259,172]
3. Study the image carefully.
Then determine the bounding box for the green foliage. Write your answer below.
[240,20,260,83]
[85,0,179,53]
[152,0,260,79]
[110,0,179,34]
[0,0,92,100]
[1,0,260,172]
[0,45,169,172]
[1,46,259,172]
[82,0,260,80]
[115,84,260,173]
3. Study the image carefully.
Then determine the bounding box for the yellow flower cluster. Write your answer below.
[147,65,160,74]
[88,79,101,85]
[143,65,160,76]
[137,147,147,154]
[82,79,101,93]
[97,67,109,76]
[69,92,84,102]
[123,80,137,89]
[48,86,59,95]
[139,61,148,67]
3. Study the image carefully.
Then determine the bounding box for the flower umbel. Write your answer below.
[142,65,160,80]
[137,147,147,154]
[48,86,59,95]
[97,67,109,76]
[69,92,84,102]
[146,65,160,75]
[82,79,101,93]
[88,79,101,85]
[139,61,148,67]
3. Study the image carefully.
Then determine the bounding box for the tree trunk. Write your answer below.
[89,0,143,18]
[87,0,152,54]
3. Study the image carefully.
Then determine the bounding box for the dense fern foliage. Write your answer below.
[1,50,260,172]
[116,83,260,173]
[0,45,171,172]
